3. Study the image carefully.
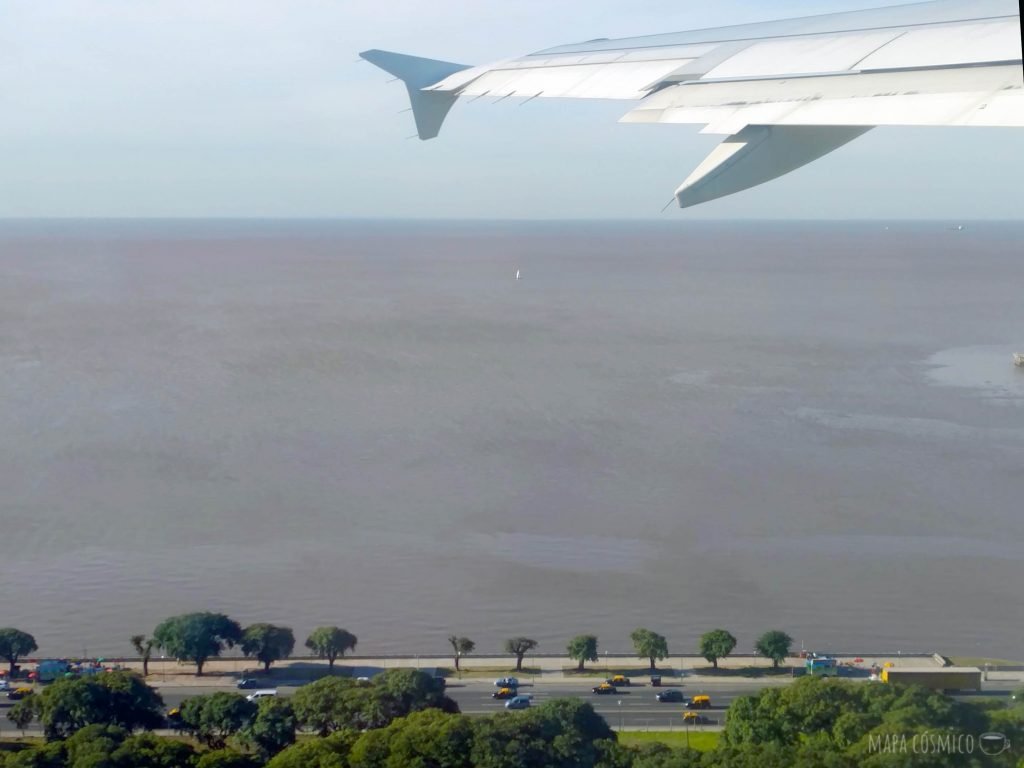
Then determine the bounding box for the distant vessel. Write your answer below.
[1014,353,1024,368]
[515,269,521,281]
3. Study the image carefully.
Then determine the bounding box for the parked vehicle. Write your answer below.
[880,667,982,692]
[505,695,531,710]
[494,677,519,688]
[592,682,617,695]
[687,694,711,709]
[656,689,685,703]
[608,674,631,686]
[36,660,71,683]
[805,656,839,677]
[492,687,517,699]
[245,690,278,701]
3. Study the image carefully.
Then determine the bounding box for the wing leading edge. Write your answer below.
[361,0,1023,208]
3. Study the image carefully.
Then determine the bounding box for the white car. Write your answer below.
[245,689,278,702]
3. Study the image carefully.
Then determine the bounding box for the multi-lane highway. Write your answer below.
[2,678,1018,734]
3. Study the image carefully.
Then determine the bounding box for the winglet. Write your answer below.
[675,125,872,208]
[360,49,472,139]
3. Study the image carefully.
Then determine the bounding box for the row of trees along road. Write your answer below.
[129,615,357,676]
[447,628,792,673]
[6,621,790,677]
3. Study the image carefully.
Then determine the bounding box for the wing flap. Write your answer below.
[675,125,871,208]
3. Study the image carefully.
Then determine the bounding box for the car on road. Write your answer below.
[492,687,517,700]
[656,689,685,703]
[505,695,531,710]
[592,682,617,695]
[166,708,182,728]
[494,677,519,688]
[608,675,631,686]
[7,686,33,700]
[245,689,278,702]
[236,678,260,689]
[687,694,712,709]
[683,712,712,724]
[0,680,8,692]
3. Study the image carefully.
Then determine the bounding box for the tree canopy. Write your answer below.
[304,627,357,670]
[28,671,165,740]
[241,697,297,759]
[152,613,242,676]
[630,628,669,671]
[241,624,295,672]
[698,629,737,669]
[503,637,538,672]
[754,630,793,669]
[0,628,37,677]
[567,635,599,672]
[178,692,258,749]
[447,636,475,671]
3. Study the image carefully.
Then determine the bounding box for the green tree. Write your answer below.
[291,676,362,736]
[130,634,156,677]
[241,697,297,759]
[110,732,198,768]
[630,628,669,672]
[0,628,38,677]
[265,732,356,768]
[196,749,260,768]
[153,612,242,676]
[178,692,258,749]
[7,694,36,733]
[33,671,165,740]
[567,634,599,672]
[504,637,538,672]
[348,708,475,768]
[471,698,615,768]
[374,668,459,722]
[241,623,295,673]
[304,627,358,671]
[447,635,474,672]
[699,629,737,669]
[754,630,792,669]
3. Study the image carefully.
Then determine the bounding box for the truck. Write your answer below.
[805,656,839,677]
[880,667,982,692]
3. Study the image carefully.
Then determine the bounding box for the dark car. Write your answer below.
[592,683,617,695]
[656,689,684,703]
[236,678,260,689]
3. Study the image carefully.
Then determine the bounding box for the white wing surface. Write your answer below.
[362,0,1023,207]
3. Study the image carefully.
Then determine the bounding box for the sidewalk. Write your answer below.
[69,652,996,687]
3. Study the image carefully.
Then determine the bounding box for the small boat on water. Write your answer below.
[1014,353,1024,368]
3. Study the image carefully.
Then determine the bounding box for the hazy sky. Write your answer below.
[1,1,1020,219]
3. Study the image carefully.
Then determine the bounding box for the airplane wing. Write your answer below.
[361,0,1023,208]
